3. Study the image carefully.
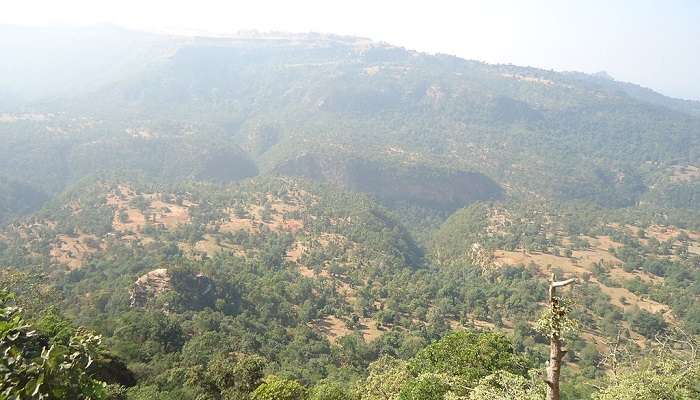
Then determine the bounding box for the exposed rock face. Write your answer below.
[196,146,259,182]
[468,243,495,272]
[274,154,503,210]
[129,268,172,308]
[129,268,216,309]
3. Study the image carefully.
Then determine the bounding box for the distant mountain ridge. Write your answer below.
[0,25,698,221]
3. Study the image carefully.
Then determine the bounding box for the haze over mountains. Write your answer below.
[1,25,699,399]
[1,25,699,222]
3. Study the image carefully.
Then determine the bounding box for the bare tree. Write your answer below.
[597,329,635,378]
[537,273,577,400]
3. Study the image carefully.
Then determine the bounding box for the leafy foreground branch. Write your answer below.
[0,291,107,400]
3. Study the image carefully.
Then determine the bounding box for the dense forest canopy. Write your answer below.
[0,26,699,399]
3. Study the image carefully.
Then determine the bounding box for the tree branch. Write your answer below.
[551,278,577,288]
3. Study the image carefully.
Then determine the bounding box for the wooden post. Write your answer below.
[546,273,576,400]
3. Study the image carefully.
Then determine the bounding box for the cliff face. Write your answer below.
[274,154,503,210]
[129,268,172,308]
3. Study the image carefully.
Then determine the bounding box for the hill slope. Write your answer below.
[1,29,698,219]
[1,27,700,398]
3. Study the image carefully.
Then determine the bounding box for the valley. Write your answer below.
[0,27,698,400]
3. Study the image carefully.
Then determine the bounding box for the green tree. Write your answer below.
[408,331,529,388]
[594,360,699,400]
[308,382,352,400]
[359,356,411,400]
[186,353,266,399]
[468,370,546,400]
[398,373,451,400]
[251,376,306,400]
[626,308,667,339]
[0,292,106,399]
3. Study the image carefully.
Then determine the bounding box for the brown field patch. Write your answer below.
[105,185,136,206]
[289,246,359,304]
[249,203,304,233]
[108,186,192,234]
[450,318,498,332]
[645,225,683,242]
[178,234,246,258]
[611,223,643,237]
[7,219,57,241]
[606,223,700,260]
[587,235,623,250]
[359,317,384,342]
[593,279,668,315]
[615,223,699,243]
[317,233,347,247]
[269,197,303,213]
[364,66,381,76]
[486,208,512,234]
[193,235,225,255]
[314,316,351,343]
[113,208,147,232]
[219,201,303,234]
[670,165,700,183]
[335,279,357,303]
[219,215,257,233]
[608,267,662,284]
[296,265,357,302]
[312,315,384,344]
[149,200,191,228]
[494,250,588,276]
[286,242,307,263]
[501,73,555,86]
[492,247,671,321]
[572,248,622,268]
[298,265,318,278]
[494,243,661,284]
[689,244,700,255]
[50,233,101,269]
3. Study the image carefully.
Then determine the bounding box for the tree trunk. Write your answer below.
[546,334,563,400]
[546,274,575,400]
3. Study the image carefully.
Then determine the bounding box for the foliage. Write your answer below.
[251,376,306,400]
[398,373,453,400]
[429,203,489,266]
[186,353,266,400]
[535,296,580,339]
[625,308,668,339]
[307,382,353,400]
[0,291,106,399]
[467,370,546,400]
[594,359,700,400]
[408,331,529,387]
[358,357,411,400]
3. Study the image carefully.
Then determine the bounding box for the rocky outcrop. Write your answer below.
[468,243,495,272]
[129,268,172,308]
[129,268,216,310]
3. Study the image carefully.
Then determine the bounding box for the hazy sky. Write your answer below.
[3,0,700,100]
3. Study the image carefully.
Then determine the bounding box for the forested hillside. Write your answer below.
[1,27,699,399]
